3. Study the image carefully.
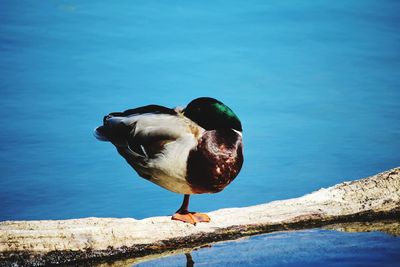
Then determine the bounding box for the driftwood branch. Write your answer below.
[1,167,399,266]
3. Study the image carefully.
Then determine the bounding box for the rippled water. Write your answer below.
[0,0,399,234]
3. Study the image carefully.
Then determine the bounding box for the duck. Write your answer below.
[94,97,244,225]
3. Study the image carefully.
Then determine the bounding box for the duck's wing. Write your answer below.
[95,104,200,161]
[124,113,194,159]
[108,104,177,118]
[95,104,205,193]
[95,105,177,146]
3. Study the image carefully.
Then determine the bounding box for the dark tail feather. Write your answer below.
[94,126,109,141]
[94,115,133,147]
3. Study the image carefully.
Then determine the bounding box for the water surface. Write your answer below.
[130,229,400,267]
[96,220,400,266]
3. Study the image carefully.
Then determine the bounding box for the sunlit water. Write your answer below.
[0,0,399,265]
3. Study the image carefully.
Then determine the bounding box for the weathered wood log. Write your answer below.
[1,167,399,266]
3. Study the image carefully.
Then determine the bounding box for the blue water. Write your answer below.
[0,1,399,223]
[134,229,400,267]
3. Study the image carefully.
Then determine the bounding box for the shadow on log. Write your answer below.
[1,167,399,266]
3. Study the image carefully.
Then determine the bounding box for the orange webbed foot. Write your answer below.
[191,212,210,223]
[171,212,210,225]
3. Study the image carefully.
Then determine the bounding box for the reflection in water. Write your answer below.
[323,219,400,236]
[94,248,196,267]
[185,253,194,267]
[131,221,400,266]
[94,220,400,267]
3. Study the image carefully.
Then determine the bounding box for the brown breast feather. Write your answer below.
[186,129,243,194]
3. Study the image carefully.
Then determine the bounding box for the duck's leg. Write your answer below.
[171,194,210,225]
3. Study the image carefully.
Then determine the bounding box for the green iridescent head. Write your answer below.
[184,97,242,132]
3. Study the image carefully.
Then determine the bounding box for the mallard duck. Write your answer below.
[94,97,243,225]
